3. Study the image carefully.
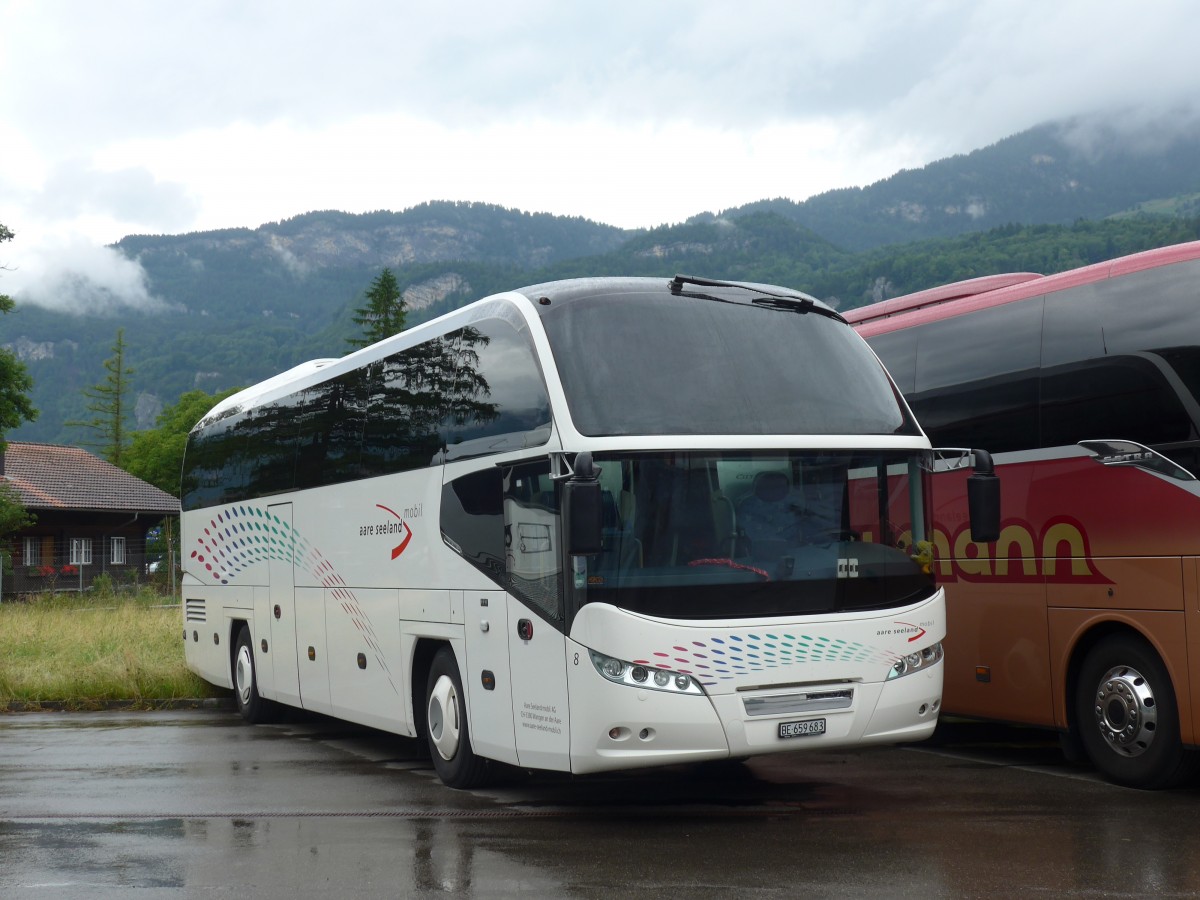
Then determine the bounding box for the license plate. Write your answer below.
[778,718,827,739]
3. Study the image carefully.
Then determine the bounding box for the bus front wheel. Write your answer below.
[425,647,490,789]
[233,627,276,724]
[1074,634,1197,789]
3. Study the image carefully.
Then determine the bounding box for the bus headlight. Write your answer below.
[887,641,943,680]
[601,657,625,679]
[589,651,705,695]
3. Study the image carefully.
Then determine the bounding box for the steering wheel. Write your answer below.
[687,558,772,581]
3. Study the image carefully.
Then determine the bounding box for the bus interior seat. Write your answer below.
[599,489,642,569]
[601,489,620,529]
[736,470,795,552]
[669,478,720,564]
[711,491,736,557]
[619,489,636,527]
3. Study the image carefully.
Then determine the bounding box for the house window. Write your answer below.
[23,537,40,566]
[111,537,126,565]
[70,538,93,566]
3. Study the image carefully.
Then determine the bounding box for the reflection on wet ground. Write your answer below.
[2,710,1200,898]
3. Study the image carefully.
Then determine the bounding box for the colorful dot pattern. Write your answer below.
[634,632,900,686]
[189,504,396,691]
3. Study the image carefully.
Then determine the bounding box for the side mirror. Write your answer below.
[966,449,1000,543]
[563,451,603,556]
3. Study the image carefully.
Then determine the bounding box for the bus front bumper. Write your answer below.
[568,662,942,774]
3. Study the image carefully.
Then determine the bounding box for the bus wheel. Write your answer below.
[1074,634,1197,789]
[233,627,276,724]
[425,647,489,789]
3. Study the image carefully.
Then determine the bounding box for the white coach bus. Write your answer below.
[180,275,997,788]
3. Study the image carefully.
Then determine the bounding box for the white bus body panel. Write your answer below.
[267,503,300,707]
[565,591,946,774]
[295,586,331,714]
[506,595,571,771]
[462,590,518,765]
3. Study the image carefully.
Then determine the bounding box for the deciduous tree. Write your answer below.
[0,222,38,441]
[124,387,240,494]
[1,222,37,556]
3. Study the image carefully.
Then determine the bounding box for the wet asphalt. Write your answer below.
[3,708,1200,898]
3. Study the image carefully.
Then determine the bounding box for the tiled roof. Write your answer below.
[0,442,179,515]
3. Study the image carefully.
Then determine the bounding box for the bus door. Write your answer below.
[267,502,301,707]
[463,589,518,765]
[507,594,570,771]
[502,468,571,771]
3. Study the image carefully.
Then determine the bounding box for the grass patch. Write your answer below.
[0,589,225,709]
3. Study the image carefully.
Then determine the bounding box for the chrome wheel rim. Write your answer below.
[235,644,254,707]
[427,674,461,762]
[1094,664,1157,758]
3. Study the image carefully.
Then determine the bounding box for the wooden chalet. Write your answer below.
[1,441,179,595]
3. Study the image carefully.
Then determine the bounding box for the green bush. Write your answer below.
[89,572,115,595]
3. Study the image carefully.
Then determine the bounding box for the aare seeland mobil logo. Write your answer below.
[358,502,420,560]
[877,621,930,642]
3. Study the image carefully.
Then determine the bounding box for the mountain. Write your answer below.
[718,115,1200,250]
[5,115,1200,447]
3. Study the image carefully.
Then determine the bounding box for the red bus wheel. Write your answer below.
[1075,634,1197,789]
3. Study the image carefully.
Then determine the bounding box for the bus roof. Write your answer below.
[841,273,1042,325]
[846,239,1200,338]
[203,358,339,423]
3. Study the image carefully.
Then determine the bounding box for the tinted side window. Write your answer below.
[441,460,564,625]
[295,367,372,489]
[182,314,554,510]
[1041,269,1200,449]
[182,412,243,511]
[502,461,563,621]
[911,299,1043,452]
[361,343,449,477]
[868,330,917,394]
[239,395,302,498]
[442,320,552,461]
[440,467,505,580]
[1040,356,1195,448]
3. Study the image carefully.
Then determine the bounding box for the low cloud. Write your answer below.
[267,234,311,278]
[7,236,176,315]
[1053,103,1200,160]
[37,160,198,227]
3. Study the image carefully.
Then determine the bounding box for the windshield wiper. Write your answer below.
[668,274,846,323]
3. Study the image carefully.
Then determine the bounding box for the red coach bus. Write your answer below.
[845,240,1200,788]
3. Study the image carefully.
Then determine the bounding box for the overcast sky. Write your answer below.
[3,0,1200,310]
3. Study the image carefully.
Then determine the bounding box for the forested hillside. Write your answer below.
[722,117,1200,250]
[6,115,1200,446]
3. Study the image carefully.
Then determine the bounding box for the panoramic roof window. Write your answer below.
[538,286,917,437]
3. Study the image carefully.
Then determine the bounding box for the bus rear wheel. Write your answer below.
[425,647,490,789]
[233,627,276,724]
[1074,634,1197,789]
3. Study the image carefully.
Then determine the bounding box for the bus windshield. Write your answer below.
[577,449,935,619]
[537,289,919,437]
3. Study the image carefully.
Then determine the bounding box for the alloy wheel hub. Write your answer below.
[1094,665,1157,758]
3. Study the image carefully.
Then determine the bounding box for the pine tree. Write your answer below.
[69,328,134,466]
[347,268,407,350]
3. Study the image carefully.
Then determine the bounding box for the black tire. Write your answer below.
[1074,634,1199,789]
[233,626,277,724]
[425,647,490,789]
